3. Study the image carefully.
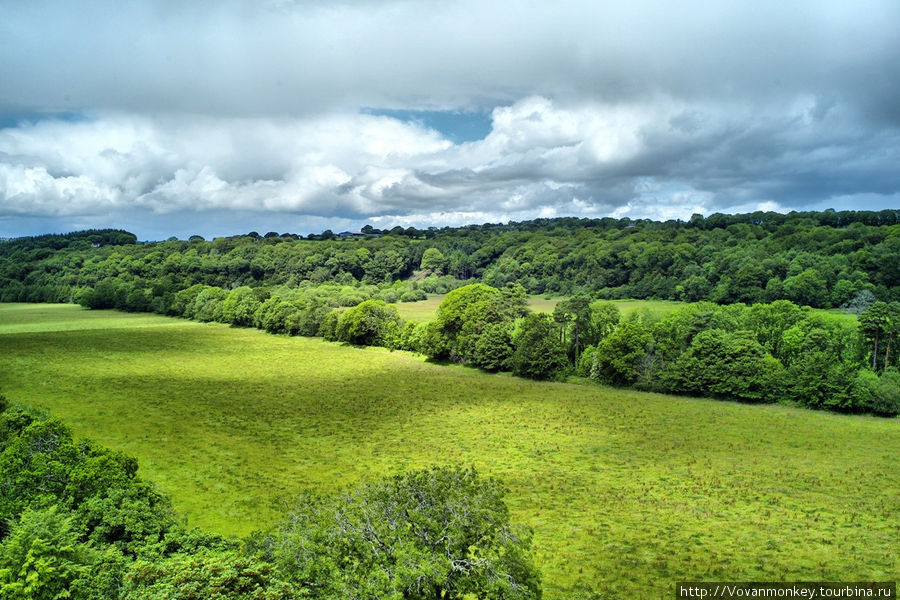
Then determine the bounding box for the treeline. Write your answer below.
[346,284,899,416]
[0,228,464,307]
[0,396,541,599]
[94,268,899,416]
[2,209,899,308]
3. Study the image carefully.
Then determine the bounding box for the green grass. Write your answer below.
[0,303,897,598]
[395,295,686,322]
[393,294,447,322]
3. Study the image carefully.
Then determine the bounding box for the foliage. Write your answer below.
[575,345,597,377]
[2,304,900,598]
[424,283,529,363]
[587,301,621,346]
[511,314,569,380]
[0,506,96,600]
[664,329,785,402]
[123,551,295,600]
[334,299,402,347]
[870,368,900,416]
[428,283,502,360]
[221,286,263,327]
[7,211,899,320]
[554,296,592,363]
[419,247,446,273]
[858,301,900,372]
[259,466,541,600]
[398,320,428,352]
[590,321,652,385]
[472,322,516,372]
[399,289,427,302]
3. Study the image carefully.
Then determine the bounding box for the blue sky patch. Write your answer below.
[0,110,87,130]
[363,108,493,144]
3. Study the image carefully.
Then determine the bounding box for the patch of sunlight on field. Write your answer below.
[395,295,687,323]
[0,304,896,598]
[0,303,182,334]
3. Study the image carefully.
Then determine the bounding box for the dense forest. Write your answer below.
[0,211,898,597]
[0,396,541,599]
[1,209,898,416]
[2,209,899,309]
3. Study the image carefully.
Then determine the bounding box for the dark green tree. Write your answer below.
[419,247,446,273]
[859,302,900,371]
[553,296,592,364]
[426,283,501,361]
[665,329,785,403]
[472,322,515,372]
[511,314,568,380]
[221,286,262,327]
[591,321,652,386]
[587,300,621,346]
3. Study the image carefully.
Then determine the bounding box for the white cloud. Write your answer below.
[2,90,900,239]
[2,1,900,237]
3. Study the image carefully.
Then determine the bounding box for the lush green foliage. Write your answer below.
[511,314,569,380]
[664,329,785,402]
[3,210,899,310]
[256,466,540,600]
[591,321,653,386]
[4,210,897,412]
[331,299,402,347]
[122,551,295,600]
[0,391,535,599]
[0,506,96,600]
[1,305,898,598]
[0,398,244,599]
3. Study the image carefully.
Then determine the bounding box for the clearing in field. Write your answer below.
[0,303,897,598]
[395,294,686,322]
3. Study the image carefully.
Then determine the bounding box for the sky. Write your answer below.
[1,1,899,241]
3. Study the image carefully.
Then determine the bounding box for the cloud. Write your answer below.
[3,92,899,239]
[3,1,898,117]
[1,1,899,238]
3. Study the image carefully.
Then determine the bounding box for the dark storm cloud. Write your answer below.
[1,0,899,238]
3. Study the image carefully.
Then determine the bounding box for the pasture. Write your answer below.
[395,294,686,322]
[0,303,896,598]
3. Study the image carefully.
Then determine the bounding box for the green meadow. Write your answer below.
[0,303,897,598]
[395,294,686,322]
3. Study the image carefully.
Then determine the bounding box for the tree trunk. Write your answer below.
[885,333,892,371]
[872,332,879,370]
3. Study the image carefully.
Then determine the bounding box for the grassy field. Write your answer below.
[395,294,686,322]
[0,303,897,598]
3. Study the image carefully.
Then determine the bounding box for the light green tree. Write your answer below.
[261,466,542,600]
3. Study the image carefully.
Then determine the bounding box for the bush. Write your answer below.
[0,506,97,600]
[871,368,900,416]
[399,321,428,352]
[123,551,293,600]
[318,310,340,340]
[400,289,427,302]
[575,345,596,377]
